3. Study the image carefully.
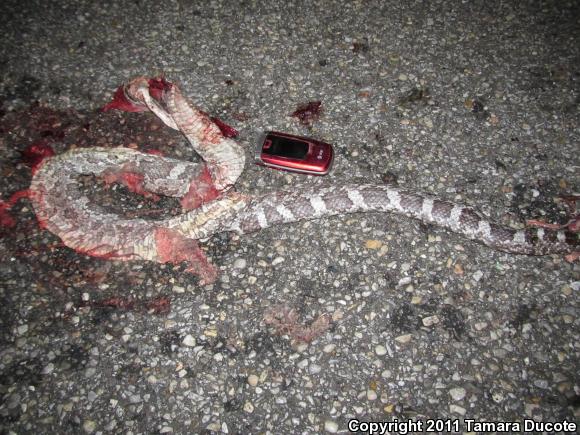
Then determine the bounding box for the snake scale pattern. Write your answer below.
[28,76,578,283]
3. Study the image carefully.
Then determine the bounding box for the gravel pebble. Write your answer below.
[172,285,185,293]
[449,387,466,401]
[83,420,96,433]
[309,363,322,374]
[182,334,196,347]
[395,334,412,344]
[324,420,339,433]
[365,239,382,249]
[449,404,466,415]
[247,374,259,387]
[243,401,254,413]
[323,344,336,353]
[233,258,247,269]
[422,315,439,327]
[474,322,488,331]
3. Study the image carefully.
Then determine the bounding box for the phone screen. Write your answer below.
[263,135,309,159]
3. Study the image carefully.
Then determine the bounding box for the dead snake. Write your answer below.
[28,76,578,283]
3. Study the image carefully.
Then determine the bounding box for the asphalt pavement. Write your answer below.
[0,0,578,433]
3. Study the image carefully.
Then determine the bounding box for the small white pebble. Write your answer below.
[182,335,196,347]
[295,342,308,352]
[83,420,96,433]
[449,404,466,415]
[206,422,220,432]
[398,277,412,286]
[271,257,285,265]
[309,364,322,375]
[474,322,488,331]
[395,334,412,343]
[449,387,466,401]
[324,420,339,433]
[375,345,387,356]
[233,258,247,269]
[492,391,504,403]
[422,315,440,327]
[323,344,336,353]
[367,389,378,401]
[247,374,259,387]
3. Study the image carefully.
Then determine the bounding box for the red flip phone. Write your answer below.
[255,131,334,175]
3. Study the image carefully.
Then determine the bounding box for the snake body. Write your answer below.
[28,77,578,283]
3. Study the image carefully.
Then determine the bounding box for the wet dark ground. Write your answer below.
[0,0,579,434]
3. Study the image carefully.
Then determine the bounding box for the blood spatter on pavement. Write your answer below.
[291,101,322,126]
